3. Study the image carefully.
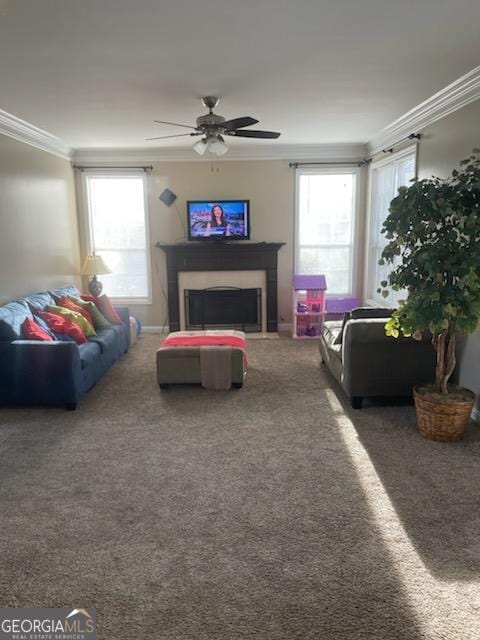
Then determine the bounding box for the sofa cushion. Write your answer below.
[322,320,343,348]
[88,328,118,353]
[0,300,33,341]
[82,294,122,325]
[350,307,394,320]
[47,305,96,337]
[50,284,81,301]
[52,332,76,342]
[24,291,55,310]
[32,312,57,339]
[58,296,94,327]
[71,297,111,329]
[108,324,126,339]
[37,310,88,345]
[22,317,54,341]
[78,341,102,370]
[328,341,342,361]
[334,307,394,345]
[321,321,343,363]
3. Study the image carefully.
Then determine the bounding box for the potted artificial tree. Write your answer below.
[378,149,480,442]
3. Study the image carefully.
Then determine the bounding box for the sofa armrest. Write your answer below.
[342,319,436,397]
[114,305,130,327]
[113,306,131,350]
[0,340,81,406]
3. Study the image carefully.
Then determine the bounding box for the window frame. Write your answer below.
[82,169,152,305]
[294,165,362,297]
[364,145,417,307]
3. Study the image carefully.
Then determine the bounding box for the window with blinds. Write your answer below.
[83,172,151,301]
[366,148,416,306]
[295,168,359,296]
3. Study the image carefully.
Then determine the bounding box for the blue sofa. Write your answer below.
[0,285,130,409]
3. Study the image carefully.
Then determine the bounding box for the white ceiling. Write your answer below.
[0,0,479,150]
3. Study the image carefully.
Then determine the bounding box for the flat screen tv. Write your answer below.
[187,200,250,240]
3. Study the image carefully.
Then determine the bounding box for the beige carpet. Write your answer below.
[0,335,479,639]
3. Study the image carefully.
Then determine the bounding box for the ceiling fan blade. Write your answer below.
[154,120,197,130]
[222,116,259,131]
[146,132,201,141]
[227,129,281,139]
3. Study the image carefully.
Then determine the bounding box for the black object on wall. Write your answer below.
[159,188,177,207]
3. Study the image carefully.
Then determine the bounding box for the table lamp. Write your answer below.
[80,253,111,296]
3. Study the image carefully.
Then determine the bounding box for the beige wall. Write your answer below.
[0,134,81,303]
[148,160,294,326]
[416,99,480,400]
[417,99,480,180]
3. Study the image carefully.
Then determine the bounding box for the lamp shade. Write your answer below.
[80,254,111,276]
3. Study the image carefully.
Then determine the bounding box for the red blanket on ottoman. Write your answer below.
[163,333,248,366]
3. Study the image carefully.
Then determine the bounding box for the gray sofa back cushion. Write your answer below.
[350,307,394,319]
[50,284,81,301]
[24,291,55,310]
[334,307,394,344]
[0,300,33,341]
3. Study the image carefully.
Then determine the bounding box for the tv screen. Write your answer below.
[187,200,250,240]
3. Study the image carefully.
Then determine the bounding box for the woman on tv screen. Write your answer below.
[205,204,231,237]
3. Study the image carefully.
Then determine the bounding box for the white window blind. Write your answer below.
[84,173,151,301]
[295,169,358,295]
[366,149,416,306]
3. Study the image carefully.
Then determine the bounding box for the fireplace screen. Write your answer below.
[185,287,262,332]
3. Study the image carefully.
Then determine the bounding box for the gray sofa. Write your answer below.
[319,309,436,409]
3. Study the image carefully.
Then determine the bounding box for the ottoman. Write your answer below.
[157,330,247,390]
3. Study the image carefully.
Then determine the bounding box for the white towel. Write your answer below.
[199,345,232,390]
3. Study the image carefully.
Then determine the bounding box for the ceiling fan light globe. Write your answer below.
[193,138,208,155]
[209,137,229,156]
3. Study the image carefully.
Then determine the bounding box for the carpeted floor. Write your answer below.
[1,335,480,639]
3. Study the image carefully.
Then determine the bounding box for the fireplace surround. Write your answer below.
[158,242,284,332]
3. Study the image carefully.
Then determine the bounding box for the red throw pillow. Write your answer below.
[58,296,94,327]
[82,294,122,324]
[22,317,54,341]
[36,310,87,344]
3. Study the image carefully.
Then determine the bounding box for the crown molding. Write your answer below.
[0,109,73,160]
[367,65,480,156]
[73,142,367,164]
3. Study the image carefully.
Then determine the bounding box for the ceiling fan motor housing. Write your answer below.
[196,113,225,131]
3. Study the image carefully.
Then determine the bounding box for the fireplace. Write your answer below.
[158,243,285,333]
[185,287,262,332]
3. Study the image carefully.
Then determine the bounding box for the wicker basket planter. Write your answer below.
[413,386,475,442]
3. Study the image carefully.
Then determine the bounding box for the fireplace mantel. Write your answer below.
[157,242,285,332]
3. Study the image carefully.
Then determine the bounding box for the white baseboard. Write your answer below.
[278,323,292,333]
[141,326,167,334]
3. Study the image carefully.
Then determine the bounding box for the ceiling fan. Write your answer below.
[146,96,281,156]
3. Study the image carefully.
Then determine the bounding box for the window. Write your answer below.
[84,172,151,301]
[366,147,416,306]
[295,168,358,295]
